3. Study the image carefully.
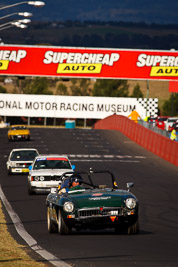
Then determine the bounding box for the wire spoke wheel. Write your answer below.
[58,210,71,235]
[47,207,57,233]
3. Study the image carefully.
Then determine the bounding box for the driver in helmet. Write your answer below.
[69,175,83,191]
[58,174,83,194]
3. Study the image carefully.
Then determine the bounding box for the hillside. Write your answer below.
[1,21,178,50]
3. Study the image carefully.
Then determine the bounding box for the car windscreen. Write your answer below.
[168,119,178,123]
[64,172,114,189]
[33,157,71,170]
[10,150,38,161]
[11,126,27,130]
[158,118,168,121]
[172,123,178,127]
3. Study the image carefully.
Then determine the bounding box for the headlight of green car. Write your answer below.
[63,202,74,212]
[125,198,137,209]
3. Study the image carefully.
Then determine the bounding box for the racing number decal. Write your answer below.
[0,60,9,70]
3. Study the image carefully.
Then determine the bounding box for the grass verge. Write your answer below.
[0,200,48,267]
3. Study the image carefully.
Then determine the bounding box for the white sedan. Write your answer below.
[6,148,39,175]
[27,154,75,195]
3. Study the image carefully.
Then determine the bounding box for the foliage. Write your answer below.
[162,93,178,116]
[48,77,59,87]
[92,79,129,97]
[23,77,53,95]
[13,77,30,93]
[70,79,92,96]
[0,85,7,93]
[130,83,143,98]
[56,83,68,95]
[70,79,79,95]
[0,77,5,83]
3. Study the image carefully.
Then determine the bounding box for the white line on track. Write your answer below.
[68,154,146,159]
[0,185,71,267]
[68,154,146,162]
[71,159,140,163]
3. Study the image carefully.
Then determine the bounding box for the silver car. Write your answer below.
[27,154,75,195]
[6,148,39,175]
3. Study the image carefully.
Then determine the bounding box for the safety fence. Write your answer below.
[93,114,178,166]
[138,120,170,139]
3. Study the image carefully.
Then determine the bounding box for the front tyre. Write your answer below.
[58,210,71,235]
[28,184,34,195]
[47,207,58,233]
[8,167,12,175]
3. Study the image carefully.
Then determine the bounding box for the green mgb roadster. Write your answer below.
[46,169,139,235]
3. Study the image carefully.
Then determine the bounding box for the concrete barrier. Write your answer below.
[94,114,178,166]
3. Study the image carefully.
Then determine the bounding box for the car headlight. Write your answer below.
[10,162,17,167]
[63,202,74,213]
[34,176,40,181]
[125,198,136,209]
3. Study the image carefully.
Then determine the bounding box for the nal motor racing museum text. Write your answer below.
[0,100,136,113]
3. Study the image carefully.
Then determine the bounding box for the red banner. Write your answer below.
[1,44,178,80]
[169,81,178,92]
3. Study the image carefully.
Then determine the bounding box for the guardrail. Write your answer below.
[138,120,171,139]
[94,114,178,166]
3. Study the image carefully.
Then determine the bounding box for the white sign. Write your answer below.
[0,94,158,119]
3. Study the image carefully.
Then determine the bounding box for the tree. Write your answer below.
[0,85,7,93]
[26,77,53,95]
[12,77,27,93]
[56,83,68,95]
[48,78,59,87]
[162,93,178,116]
[70,79,92,96]
[92,79,129,97]
[11,77,52,95]
[70,79,79,95]
[130,83,143,98]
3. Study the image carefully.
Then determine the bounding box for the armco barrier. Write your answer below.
[94,114,178,166]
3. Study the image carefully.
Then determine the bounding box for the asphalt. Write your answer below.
[0,127,178,267]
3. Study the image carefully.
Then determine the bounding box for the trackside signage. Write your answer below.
[0,94,158,119]
[1,44,178,80]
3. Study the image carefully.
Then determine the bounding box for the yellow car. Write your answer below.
[8,125,30,141]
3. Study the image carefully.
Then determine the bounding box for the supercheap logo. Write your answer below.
[0,50,27,70]
[43,51,120,74]
[137,54,178,77]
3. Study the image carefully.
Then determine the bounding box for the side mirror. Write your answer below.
[29,165,32,171]
[72,164,76,170]
[127,182,134,191]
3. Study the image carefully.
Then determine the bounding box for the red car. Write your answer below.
[155,116,170,130]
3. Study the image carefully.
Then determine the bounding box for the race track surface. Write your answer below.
[0,127,178,267]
